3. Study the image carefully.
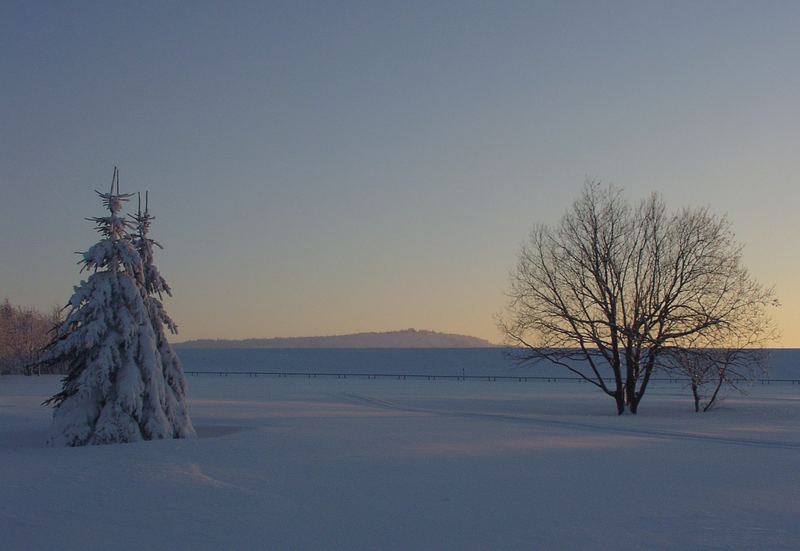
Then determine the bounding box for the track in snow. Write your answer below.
[341,392,800,451]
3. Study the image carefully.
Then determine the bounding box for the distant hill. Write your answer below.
[175,329,497,349]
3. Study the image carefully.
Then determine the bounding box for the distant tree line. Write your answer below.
[0,299,65,375]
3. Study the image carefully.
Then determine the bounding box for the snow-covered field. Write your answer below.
[2,374,800,550]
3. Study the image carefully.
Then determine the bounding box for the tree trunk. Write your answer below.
[624,365,639,414]
[691,383,700,413]
[628,353,657,415]
[703,373,726,412]
[614,389,625,415]
[625,377,637,412]
[610,357,625,415]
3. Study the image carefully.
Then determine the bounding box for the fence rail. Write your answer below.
[184,371,800,385]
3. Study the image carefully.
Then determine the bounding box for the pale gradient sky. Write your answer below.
[1,1,799,344]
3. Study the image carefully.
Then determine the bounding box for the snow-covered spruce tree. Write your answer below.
[131,192,195,438]
[41,169,173,446]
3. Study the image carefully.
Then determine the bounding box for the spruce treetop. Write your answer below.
[131,190,172,300]
[80,167,142,281]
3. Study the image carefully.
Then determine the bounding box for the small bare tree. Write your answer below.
[500,181,777,414]
[661,311,775,412]
[662,347,764,412]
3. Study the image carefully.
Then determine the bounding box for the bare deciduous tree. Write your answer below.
[500,181,778,414]
[0,299,62,375]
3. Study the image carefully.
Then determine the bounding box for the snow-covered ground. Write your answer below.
[2,375,799,550]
